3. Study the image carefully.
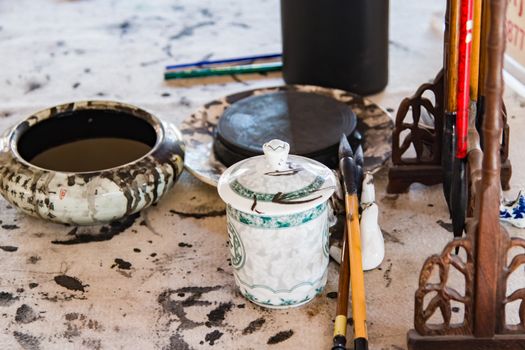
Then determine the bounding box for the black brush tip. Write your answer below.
[338,134,353,160]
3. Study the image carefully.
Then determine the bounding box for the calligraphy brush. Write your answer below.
[332,225,350,350]
[355,145,364,197]
[470,0,482,110]
[338,135,368,350]
[450,0,475,244]
[442,0,460,209]
[475,0,490,146]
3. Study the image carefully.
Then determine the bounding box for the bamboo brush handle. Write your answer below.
[470,0,483,100]
[345,194,368,344]
[333,226,350,339]
[446,0,461,113]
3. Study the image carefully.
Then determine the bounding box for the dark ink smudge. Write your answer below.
[54,275,88,292]
[15,304,39,324]
[158,286,222,330]
[204,330,223,346]
[170,21,215,40]
[242,317,265,335]
[164,333,190,350]
[1,224,20,230]
[326,292,338,299]
[112,258,132,270]
[205,302,233,327]
[25,82,42,94]
[436,220,453,233]
[13,331,40,350]
[0,245,18,252]
[267,330,294,344]
[27,256,41,264]
[383,262,393,287]
[169,209,225,219]
[381,229,404,245]
[52,213,140,245]
[0,292,19,306]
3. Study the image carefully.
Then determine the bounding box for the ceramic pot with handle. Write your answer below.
[0,100,185,225]
[218,139,336,308]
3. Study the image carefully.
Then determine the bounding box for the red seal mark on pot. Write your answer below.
[59,188,67,200]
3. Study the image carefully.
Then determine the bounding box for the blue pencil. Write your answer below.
[165,53,282,70]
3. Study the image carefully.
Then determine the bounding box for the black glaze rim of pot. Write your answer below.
[8,100,165,174]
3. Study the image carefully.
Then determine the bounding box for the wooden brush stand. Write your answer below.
[406,0,525,349]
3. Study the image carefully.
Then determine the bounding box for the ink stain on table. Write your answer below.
[382,229,404,245]
[169,21,215,41]
[436,219,453,233]
[158,286,222,330]
[165,333,191,350]
[0,245,18,252]
[169,209,226,219]
[267,329,294,345]
[205,301,233,327]
[54,275,88,292]
[112,258,132,270]
[204,329,223,345]
[52,213,140,245]
[326,291,338,299]
[25,81,42,94]
[27,256,41,264]
[15,304,40,324]
[1,224,20,230]
[118,20,132,36]
[383,262,393,287]
[0,291,19,306]
[81,338,102,349]
[13,331,41,350]
[242,317,266,335]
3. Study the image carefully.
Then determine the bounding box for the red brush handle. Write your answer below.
[456,0,474,159]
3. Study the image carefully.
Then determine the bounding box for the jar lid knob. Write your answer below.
[263,139,290,171]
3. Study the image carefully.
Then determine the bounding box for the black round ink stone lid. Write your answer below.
[213,91,357,168]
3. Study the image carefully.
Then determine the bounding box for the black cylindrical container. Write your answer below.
[281,0,389,95]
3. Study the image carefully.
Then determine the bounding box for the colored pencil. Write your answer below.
[164,62,282,80]
[165,53,282,70]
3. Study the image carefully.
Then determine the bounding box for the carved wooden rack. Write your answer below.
[386,8,511,194]
[395,0,525,349]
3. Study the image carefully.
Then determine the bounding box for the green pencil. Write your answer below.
[164,61,282,80]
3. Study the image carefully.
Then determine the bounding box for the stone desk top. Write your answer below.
[1,1,524,349]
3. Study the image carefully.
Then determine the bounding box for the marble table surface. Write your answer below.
[1,1,524,349]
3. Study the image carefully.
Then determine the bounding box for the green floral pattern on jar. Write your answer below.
[229,175,325,202]
[227,203,327,229]
[241,289,314,307]
[227,221,245,269]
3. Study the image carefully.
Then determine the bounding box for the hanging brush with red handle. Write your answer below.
[450,0,475,242]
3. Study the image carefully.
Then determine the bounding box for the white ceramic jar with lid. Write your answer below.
[218,139,336,308]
